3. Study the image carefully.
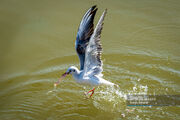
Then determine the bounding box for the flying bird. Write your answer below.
[55,5,116,97]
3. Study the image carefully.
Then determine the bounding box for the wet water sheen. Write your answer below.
[0,0,180,120]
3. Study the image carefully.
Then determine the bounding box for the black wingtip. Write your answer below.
[91,5,97,9]
[91,5,98,14]
[91,7,98,15]
[90,5,98,15]
[88,6,98,22]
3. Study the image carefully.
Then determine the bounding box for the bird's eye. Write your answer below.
[73,70,75,72]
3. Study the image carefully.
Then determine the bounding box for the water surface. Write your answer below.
[0,0,180,119]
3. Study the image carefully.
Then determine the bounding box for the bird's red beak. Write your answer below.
[62,72,70,77]
[54,72,70,87]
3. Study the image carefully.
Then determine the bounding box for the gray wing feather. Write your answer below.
[75,5,97,70]
[83,9,107,77]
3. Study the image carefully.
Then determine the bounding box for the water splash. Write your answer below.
[92,83,148,113]
[92,85,127,112]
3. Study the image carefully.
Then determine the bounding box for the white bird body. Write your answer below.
[68,66,115,86]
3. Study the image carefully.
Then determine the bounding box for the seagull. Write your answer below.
[54,5,117,97]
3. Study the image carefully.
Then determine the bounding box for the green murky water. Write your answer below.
[0,0,180,119]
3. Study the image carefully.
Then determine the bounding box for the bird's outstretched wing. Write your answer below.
[75,5,97,70]
[83,9,107,77]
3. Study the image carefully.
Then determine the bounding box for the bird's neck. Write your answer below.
[72,70,81,80]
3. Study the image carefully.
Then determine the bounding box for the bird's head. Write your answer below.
[54,66,79,87]
[66,66,79,75]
